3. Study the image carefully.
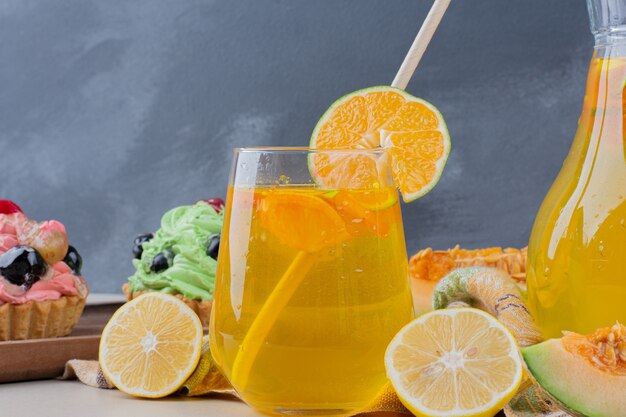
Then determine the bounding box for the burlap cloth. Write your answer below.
[61,267,570,416]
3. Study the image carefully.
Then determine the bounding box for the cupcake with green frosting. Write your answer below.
[123,198,224,325]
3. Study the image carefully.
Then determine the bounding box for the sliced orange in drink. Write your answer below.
[257,189,348,252]
[99,293,203,398]
[310,86,450,202]
[327,190,392,237]
[232,190,350,390]
[347,186,399,211]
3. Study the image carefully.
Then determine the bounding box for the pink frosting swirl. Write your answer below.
[0,234,18,252]
[0,212,27,235]
[0,262,85,304]
[0,213,87,305]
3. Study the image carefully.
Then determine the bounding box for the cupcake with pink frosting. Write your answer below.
[0,200,89,340]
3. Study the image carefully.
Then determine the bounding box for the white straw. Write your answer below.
[391,0,452,90]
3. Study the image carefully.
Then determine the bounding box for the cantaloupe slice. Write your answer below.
[522,323,626,417]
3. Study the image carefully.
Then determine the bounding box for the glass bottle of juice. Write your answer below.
[527,0,626,338]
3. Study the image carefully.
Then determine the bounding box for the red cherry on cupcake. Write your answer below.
[202,197,225,214]
[0,200,23,215]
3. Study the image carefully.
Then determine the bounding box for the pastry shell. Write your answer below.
[0,295,87,341]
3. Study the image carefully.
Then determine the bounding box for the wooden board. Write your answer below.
[0,302,123,383]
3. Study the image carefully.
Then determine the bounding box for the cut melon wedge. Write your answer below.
[522,325,626,417]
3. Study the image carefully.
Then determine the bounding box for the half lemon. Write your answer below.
[99,293,203,398]
[385,308,523,417]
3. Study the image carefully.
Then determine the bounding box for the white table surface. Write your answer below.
[0,379,261,417]
[0,380,403,417]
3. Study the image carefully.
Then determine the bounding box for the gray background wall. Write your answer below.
[0,0,591,293]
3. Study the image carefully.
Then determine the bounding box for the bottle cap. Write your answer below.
[588,0,626,38]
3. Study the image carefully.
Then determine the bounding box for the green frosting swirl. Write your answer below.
[127,202,223,301]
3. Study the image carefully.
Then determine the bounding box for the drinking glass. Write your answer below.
[209,147,414,416]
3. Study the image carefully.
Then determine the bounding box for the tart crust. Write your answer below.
[0,295,87,341]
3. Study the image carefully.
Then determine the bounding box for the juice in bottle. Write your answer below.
[210,183,413,415]
[527,1,626,338]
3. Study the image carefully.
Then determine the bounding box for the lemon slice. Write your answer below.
[385,308,523,417]
[310,86,451,202]
[99,293,203,398]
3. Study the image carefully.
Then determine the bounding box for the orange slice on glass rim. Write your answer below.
[310,86,451,202]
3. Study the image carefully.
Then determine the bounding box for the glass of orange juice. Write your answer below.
[209,147,414,416]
